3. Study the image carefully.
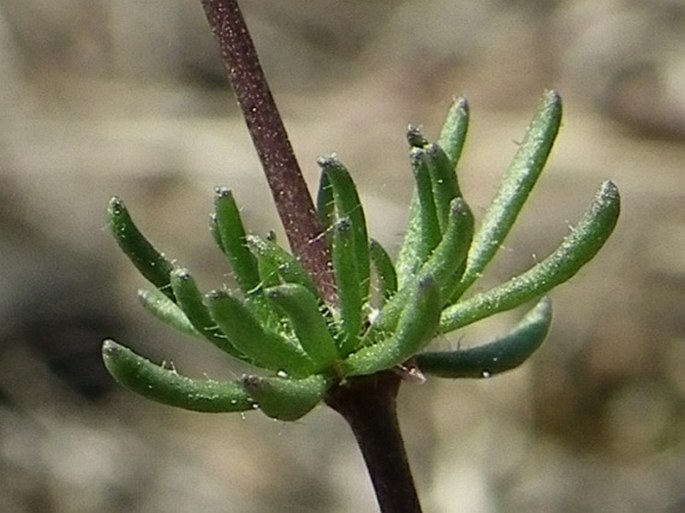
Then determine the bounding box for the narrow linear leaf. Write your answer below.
[209,213,225,253]
[396,130,437,286]
[317,155,370,301]
[425,143,463,233]
[256,248,282,290]
[455,90,562,298]
[316,171,335,230]
[396,148,443,287]
[214,188,261,294]
[441,180,620,333]
[420,197,474,300]
[170,268,245,359]
[242,374,328,421]
[437,96,470,168]
[138,288,201,339]
[394,193,423,286]
[332,218,363,355]
[101,340,255,413]
[206,290,314,376]
[246,234,320,299]
[419,296,552,378]
[211,217,283,338]
[266,283,339,370]
[369,239,397,305]
[247,231,281,312]
[411,147,442,260]
[342,277,441,377]
[398,110,467,286]
[107,197,175,300]
[371,197,473,338]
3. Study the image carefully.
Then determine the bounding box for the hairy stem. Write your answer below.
[326,373,423,513]
[200,0,335,301]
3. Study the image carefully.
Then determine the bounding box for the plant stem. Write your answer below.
[326,373,423,513]
[199,4,421,508]
[200,0,335,301]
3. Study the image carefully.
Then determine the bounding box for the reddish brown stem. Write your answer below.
[326,373,423,513]
[200,0,335,301]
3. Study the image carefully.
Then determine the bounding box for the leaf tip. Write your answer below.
[101,338,118,357]
[407,125,428,148]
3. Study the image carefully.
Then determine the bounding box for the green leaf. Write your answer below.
[170,268,245,359]
[397,105,469,287]
[101,340,255,413]
[394,193,423,286]
[317,155,371,302]
[437,96,469,169]
[453,90,562,299]
[440,180,620,332]
[316,170,335,230]
[342,277,441,377]
[424,143,463,234]
[206,290,314,375]
[242,374,328,421]
[410,147,442,259]
[255,246,283,290]
[209,212,225,253]
[107,197,175,300]
[214,188,261,295]
[371,197,473,338]
[395,148,442,285]
[138,288,201,339]
[418,297,552,378]
[214,215,282,262]
[246,234,320,299]
[417,197,474,302]
[211,210,281,339]
[265,283,339,370]
[369,239,397,306]
[331,218,363,355]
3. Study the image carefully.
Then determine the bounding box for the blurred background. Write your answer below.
[0,0,684,512]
